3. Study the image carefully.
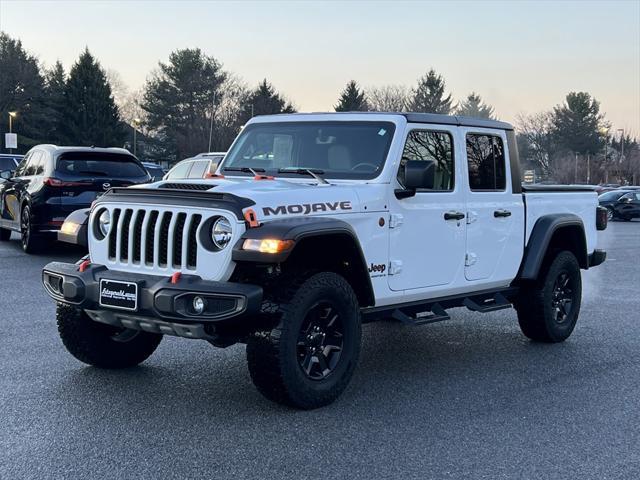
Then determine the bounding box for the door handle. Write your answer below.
[444,211,465,221]
[494,209,512,218]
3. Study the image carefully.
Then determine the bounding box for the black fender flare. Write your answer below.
[518,213,588,281]
[232,216,374,304]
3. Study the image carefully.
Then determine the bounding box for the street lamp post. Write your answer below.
[132,118,141,156]
[8,112,17,154]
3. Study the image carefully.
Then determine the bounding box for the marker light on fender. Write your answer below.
[242,239,294,254]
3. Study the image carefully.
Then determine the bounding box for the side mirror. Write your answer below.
[620,196,633,203]
[0,170,13,180]
[405,159,435,188]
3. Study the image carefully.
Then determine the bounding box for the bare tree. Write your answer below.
[367,84,411,112]
[515,112,556,176]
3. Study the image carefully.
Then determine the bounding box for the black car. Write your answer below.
[598,189,640,221]
[0,145,150,253]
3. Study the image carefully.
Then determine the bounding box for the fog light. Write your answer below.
[192,296,206,315]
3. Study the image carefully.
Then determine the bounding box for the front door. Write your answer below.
[388,126,466,291]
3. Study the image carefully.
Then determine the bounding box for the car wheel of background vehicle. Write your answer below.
[0,227,10,241]
[20,205,43,253]
[246,272,361,409]
[57,303,162,368]
[515,250,582,343]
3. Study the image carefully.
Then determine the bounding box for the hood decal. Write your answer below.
[263,201,352,216]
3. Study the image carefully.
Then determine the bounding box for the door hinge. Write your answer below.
[389,260,403,275]
[466,211,478,224]
[465,253,477,266]
[389,214,403,229]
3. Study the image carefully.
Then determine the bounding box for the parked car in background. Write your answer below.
[0,153,23,176]
[598,189,640,221]
[617,185,640,190]
[0,145,151,253]
[163,152,225,181]
[142,162,166,182]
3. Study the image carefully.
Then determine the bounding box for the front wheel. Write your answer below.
[515,251,582,343]
[57,304,162,368]
[246,272,361,409]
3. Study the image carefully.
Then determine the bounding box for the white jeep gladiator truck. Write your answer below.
[43,113,607,409]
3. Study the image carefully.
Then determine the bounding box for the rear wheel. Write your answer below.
[515,250,582,343]
[21,205,44,253]
[246,272,361,409]
[57,303,162,368]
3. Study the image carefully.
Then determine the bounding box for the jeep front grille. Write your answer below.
[107,207,203,270]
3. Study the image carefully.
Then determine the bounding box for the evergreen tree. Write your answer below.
[552,92,606,155]
[334,80,368,112]
[142,48,227,161]
[456,92,495,119]
[410,69,453,114]
[62,48,124,146]
[43,61,66,144]
[243,79,295,120]
[0,32,48,151]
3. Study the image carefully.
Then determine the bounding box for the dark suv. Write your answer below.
[0,145,150,253]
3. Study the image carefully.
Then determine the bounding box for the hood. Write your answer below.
[149,177,388,221]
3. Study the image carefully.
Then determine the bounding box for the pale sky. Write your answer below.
[1,0,639,135]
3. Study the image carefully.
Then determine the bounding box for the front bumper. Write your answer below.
[42,262,263,328]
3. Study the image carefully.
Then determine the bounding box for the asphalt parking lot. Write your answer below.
[1,221,639,480]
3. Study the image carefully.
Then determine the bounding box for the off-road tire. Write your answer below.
[246,272,361,409]
[515,250,582,343]
[57,303,162,368]
[21,204,44,254]
[0,227,10,241]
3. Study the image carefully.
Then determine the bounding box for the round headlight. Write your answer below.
[211,217,232,250]
[98,210,111,237]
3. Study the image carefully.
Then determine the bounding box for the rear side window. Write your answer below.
[188,160,209,179]
[399,130,454,191]
[466,134,506,191]
[23,151,43,176]
[167,161,192,179]
[56,152,147,178]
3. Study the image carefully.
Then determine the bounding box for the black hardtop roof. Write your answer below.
[258,112,514,131]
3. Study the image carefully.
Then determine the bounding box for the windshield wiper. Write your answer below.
[222,166,266,176]
[278,168,329,185]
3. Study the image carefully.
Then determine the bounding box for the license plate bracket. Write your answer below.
[99,279,139,311]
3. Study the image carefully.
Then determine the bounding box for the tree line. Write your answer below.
[1,31,637,184]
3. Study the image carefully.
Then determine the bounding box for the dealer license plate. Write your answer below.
[99,279,139,311]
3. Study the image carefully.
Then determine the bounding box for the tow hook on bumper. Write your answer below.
[41,261,263,328]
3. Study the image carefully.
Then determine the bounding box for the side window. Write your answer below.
[33,152,47,175]
[466,134,506,191]
[620,193,635,202]
[15,152,32,176]
[398,130,454,191]
[23,151,42,176]
[188,160,208,179]
[167,161,192,179]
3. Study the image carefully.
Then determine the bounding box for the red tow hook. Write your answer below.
[170,272,182,284]
[78,260,91,272]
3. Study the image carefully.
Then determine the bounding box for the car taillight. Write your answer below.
[596,206,608,231]
[43,177,91,187]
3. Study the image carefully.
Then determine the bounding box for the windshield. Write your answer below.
[56,152,148,178]
[221,121,395,180]
[0,157,18,172]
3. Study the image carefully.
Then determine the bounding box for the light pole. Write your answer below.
[600,127,610,183]
[208,93,216,153]
[8,112,17,154]
[132,118,141,156]
[617,128,625,160]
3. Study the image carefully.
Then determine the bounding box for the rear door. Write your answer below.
[462,130,524,283]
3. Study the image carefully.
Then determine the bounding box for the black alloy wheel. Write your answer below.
[297,302,344,380]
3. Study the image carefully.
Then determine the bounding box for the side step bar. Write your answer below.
[362,287,518,326]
